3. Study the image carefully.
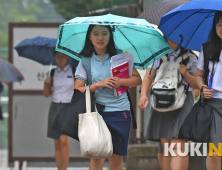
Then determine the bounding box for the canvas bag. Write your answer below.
[78,86,113,158]
[151,53,191,112]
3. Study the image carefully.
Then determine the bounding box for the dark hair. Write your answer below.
[207,11,222,62]
[54,50,58,56]
[163,37,197,65]
[79,24,117,57]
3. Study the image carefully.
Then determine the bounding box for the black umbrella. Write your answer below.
[137,0,190,25]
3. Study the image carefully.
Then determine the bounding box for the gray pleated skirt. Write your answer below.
[47,102,69,140]
[206,98,222,145]
[146,92,194,142]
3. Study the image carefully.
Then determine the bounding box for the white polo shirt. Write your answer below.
[52,64,75,103]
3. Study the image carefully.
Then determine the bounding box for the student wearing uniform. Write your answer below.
[138,39,198,170]
[74,24,142,170]
[196,11,222,170]
[43,51,74,170]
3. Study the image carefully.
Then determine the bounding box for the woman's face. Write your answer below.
[55,52,69,68]
[89,25,110,51]
[167,39,178,51]
[216,19,222,40]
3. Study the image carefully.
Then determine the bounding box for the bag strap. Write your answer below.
[176,52,190,63]
[50,66,76,86]
[81,57,92,85]
[203,43,210,86]
[161,55,168,62]
[126,91,137,129]
[85,86,91,113]
[50,68,56,86]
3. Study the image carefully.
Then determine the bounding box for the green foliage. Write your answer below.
[0,117,8,149]
[50,0,112,19]
[50,0,139,20]
[0,0,65,48]
[0,0,42,47]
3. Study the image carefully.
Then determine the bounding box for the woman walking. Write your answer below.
[196,11,222,170]
[74,24,141,170]
[43,52,74,170]
[138,39,198,170]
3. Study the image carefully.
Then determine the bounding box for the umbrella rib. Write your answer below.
[186,11,215,48]
[159,11,183,27]
[60,31,86,46]
[118,26,160,37]
[167,9,204,38]
[115,26,141,63]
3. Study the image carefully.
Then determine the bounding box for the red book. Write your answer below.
[110,61,129,97]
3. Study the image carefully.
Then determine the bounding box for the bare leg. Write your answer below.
[170,138,188,170]
[108,154,124,170]
[158,153,163,169]
[161,138,171,170]
[59,135,70,170]
[89,158,105,170]
[54,139,62,170]
[206,153,221,170]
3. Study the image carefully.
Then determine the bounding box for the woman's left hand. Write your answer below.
[113,77,122,89]
[179,64,187,76]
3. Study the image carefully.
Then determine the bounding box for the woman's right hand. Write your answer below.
[97,77,116,89]
[138,95,149,110]
[44,77,52,85]
[203,85,213,99]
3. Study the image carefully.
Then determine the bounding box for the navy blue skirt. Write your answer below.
[102,111,131,156]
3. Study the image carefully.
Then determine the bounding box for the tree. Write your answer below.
[50,0,139,20]
[0,0,41,46]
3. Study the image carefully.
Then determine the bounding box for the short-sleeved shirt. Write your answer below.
[197,48,222,99]
[52,64,75,103]
[147,49,198,91]
[75,53,131,112]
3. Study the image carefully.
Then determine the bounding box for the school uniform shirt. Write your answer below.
[197,48,222,99]
[147,49,198,91]
[75,53,131,112]
[52,64,75,103]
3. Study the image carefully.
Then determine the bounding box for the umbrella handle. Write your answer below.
[175,34,184,52]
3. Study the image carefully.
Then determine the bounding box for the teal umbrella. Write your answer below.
[55,14,172,69]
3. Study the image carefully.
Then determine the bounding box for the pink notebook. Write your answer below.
[110,61,129,97]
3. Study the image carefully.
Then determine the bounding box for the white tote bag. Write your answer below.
[78,86,113,158]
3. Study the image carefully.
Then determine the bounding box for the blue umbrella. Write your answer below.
[158,0,222,51]
[14,36,79,68]
[55,14,172,70]
[0,58,24,82]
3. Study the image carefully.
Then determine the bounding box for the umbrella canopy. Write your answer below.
[14,36,79,68]
[137,0,190,25]
[0,58,24,82]
[55,14,172,70]
[15,36,57,65]
[159,0,222,51]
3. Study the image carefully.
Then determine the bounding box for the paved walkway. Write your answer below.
[0,150,108,170]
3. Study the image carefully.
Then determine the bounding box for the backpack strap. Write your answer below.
[51,66,76,86]
[161,55,168,62]
[203,42,210,86]
[81,57,92,85]
[176,52,191,63]
[50,68,56,86]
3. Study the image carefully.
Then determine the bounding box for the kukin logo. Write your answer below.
[164,143,222,157]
